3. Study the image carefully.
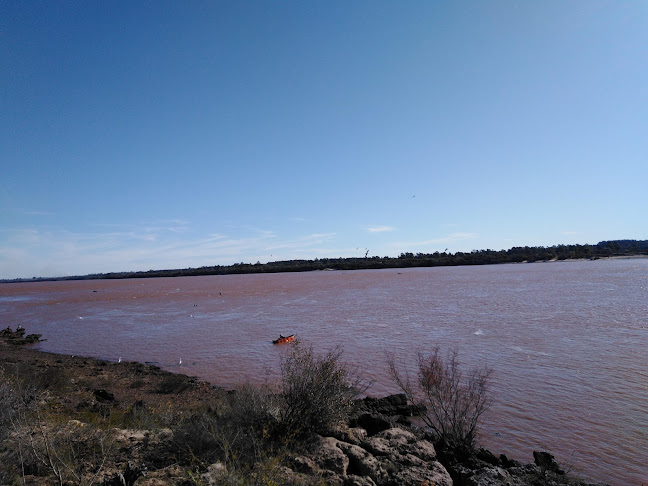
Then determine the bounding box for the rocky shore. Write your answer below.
[0,328,611,486]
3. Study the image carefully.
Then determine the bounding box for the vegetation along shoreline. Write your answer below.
[2,239,646,283]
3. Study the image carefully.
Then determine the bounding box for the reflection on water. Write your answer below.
[1,258,647,485]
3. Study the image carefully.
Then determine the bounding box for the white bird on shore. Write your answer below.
[118,357,122,363]
[178,359,182,365]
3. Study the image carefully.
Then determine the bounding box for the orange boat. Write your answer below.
[273,334,295,344]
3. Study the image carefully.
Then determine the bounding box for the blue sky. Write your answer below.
[1,1,646,279]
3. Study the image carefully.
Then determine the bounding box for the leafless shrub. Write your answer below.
[173,410,223,466]
[280,342,367,436]
[173,383,279,471]
[1,368,114,486]
[225,382,280,436]
[18,416,114,485]
[0,381,21,439]
[388,347,493,450]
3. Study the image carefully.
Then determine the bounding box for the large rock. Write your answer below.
[357,393,414,417]
[310,436,349,475]
[533,451,565,475]
[344,475,377,486]
[464,466,511,486]
[363,427,416,457]
[338,442,387,482]
[391,460,453,486]
[355,413,393,436]
[304,426,452,486]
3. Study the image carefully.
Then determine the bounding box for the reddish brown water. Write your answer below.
[1,259,647,485]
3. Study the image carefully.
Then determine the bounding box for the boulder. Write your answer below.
[533,451,565,475]
[344,475,377,486]
[465,466,510,486]
[390,460,453,486]
[291,455,318,474]
[357,393,414,417]
[310,436,349,475]
[338,441,386,481]
[101,461,147,486]
[476,447,501,466]
[355,412,393,436]
[330,424,368,445]
[499,453,522,469]
[403,439,438,462]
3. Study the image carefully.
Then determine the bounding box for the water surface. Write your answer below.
[1,258,646,485]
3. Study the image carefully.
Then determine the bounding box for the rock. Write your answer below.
[344,474,377,486]
[338,441,386,481]
[291,455,318,474]
[390,460,453,486]
[533,451,565,475]
[465,466,510,486]
[310,436,349,475]
[403,439,438,462]
[94,388,116,402]
[113,429,148,444]
[101,461,146,486]
[375,427,416,446]
[355,412,393,435]
[363,435,393,457]
[135,463,185,485]
[330,424,368,445]
[307,425,454,486]
[476,447,501,466]
[499,453,522,469]
[0,326,43,345]
[358,393,414,416]
[199,462,227,485]
[362,427,414,459]
[22,333,42,343]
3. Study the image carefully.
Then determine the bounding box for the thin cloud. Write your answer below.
[94,219,192,235]
[386,232,479,251]
[0,226,333,279]
[366,226,396,233]
[266,233,336,252]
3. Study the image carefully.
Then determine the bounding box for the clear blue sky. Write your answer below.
[1,1,646,279]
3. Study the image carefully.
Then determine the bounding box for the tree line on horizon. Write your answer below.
[5,239,648,283]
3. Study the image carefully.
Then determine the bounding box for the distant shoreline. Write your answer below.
[2,239,646,283]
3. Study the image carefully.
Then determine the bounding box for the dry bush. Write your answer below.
[0,368,114,485]
[388,347,493,450]
[280,342,366,436]
[173,383,279,469]
[173,410,223,465]
[18,417,114,485]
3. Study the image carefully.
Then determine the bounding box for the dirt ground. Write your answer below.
[0,331,225,419]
